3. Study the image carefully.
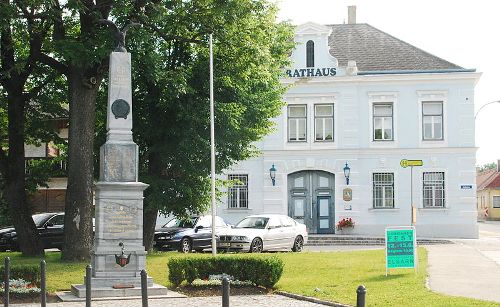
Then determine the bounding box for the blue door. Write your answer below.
[317,196,333,234]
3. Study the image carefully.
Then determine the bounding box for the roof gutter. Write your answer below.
[358,68,476,75]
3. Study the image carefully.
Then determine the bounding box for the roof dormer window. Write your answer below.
[306,40,314,67]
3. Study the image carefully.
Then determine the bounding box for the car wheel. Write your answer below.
[249,238,263,253]
[292,235,304,252]
[179,238,192,253]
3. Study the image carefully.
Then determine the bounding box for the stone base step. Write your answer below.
[306,235,453,246]
[70,283,169,299]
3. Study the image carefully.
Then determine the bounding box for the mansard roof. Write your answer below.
[327,23,467,73]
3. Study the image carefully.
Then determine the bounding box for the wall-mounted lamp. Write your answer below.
[343,162,351,185]
[269,164,277,186]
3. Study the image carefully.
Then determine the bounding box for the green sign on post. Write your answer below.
[385,227,417,275]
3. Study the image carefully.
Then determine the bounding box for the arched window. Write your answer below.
[306,40,314,67]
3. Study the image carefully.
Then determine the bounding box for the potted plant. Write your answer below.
[336,217,355,234]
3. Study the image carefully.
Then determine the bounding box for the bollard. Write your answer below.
[141,269,148,307]
[40,260,46,307]
[4,257,9,307]
[222,277,230,307]
[356,285,367,307]
[86,265,92,307]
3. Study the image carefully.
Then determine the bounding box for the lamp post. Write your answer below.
[343,162,351,185]
[475,100,500,120]
[269,164,277,186]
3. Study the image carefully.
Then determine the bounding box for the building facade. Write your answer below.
[477,162,500,221]
[25,118,68,213]
[219,20,480,239]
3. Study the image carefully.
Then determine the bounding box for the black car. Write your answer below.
[154,215,230,253]
[0,212,65,251]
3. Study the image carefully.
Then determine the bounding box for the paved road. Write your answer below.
[426,221,500,303]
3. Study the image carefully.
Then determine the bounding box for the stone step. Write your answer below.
[70,283,169,299]
[305,235,453,246]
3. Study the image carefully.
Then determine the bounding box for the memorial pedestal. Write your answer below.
[68,46,168,299]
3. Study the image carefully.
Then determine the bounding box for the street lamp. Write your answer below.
[343,162,351,185]
[269,164,277,186]
[475,100,500,120]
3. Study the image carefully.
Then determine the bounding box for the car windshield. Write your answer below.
[235,217,269,229]
[163,217,197,228]
[32,214,52,227]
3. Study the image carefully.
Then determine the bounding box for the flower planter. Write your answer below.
[337,227,354,235]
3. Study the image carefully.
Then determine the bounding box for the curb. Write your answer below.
[275,290,351,307]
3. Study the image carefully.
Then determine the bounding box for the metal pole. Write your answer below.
[141,269,148,307]
[356,285,366,307]
[410,166,413,226]
[4,257,9,307]
[209,33,217,256]
[40,260,46,307]
[85,265,91,307]
[222,277,230,307]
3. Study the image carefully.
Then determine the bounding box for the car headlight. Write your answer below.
[232,236,248,241]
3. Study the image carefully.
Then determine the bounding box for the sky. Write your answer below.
[273,0,499,166]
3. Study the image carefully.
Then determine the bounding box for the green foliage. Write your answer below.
[0,264,40,286]
[167,255,284,288]
[478,162,497,172]
[106,0,295,217]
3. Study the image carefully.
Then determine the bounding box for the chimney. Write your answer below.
[348,5,356,24]
[497,159,500,172]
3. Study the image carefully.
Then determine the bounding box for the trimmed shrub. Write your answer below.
[0,265,40,286]
[168,255,284,288]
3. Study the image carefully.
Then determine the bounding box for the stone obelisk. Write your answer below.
[70,22,166,298]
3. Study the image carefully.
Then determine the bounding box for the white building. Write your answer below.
[219,16,480,238]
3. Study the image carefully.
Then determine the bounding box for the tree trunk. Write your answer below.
[5,93,44,256]
[143,207,158,251]
[61,69,98,261]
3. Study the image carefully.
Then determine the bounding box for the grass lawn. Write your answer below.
[1,248,499,307]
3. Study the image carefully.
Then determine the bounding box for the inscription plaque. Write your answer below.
[102,201,140,238]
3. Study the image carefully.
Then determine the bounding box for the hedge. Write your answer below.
[168,255,284,288]
[0,265,40,286]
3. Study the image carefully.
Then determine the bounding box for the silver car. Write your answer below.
[217,214,308,253]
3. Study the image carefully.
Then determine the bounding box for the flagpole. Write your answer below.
[209,34,217,256]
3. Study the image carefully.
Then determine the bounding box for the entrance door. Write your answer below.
[317,196,332,234]
[288,170,334,234]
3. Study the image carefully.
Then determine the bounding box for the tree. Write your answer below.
[116,0,294,250]
[478,162,498,173]
[0,1,66,256]
[3,0,292,259]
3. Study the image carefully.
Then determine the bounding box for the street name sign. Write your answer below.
[385,226,417,275]
[400,159,423,168]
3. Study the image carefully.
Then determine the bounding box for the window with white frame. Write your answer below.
[315,104,334,141]
[422,102,443,140]
[493,196,500,208]
[373,103,393,141]
[423,172,445,207]
[288,105,307,142]
[228,174,248,209]
[373,173,394,208]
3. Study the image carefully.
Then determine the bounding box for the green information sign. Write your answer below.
[385,227,417,275]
